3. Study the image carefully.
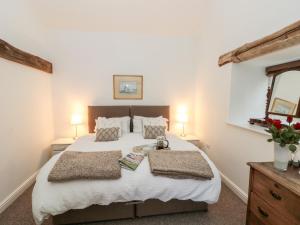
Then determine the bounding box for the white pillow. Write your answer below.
[133,116,168,134]
[133,116,144,133]
[118,116,131,134]
[95,117,122,137]
[95,116,130,137]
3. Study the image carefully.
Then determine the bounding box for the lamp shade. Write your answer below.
[176,112,188,123]
[71,114,82,125]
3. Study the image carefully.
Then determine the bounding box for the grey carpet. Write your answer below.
[0,183,246,225]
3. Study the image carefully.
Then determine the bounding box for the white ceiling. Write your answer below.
[29,0,206,36]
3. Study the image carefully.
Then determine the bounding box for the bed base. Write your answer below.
[53,199,208,225]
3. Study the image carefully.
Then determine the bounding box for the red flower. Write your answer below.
[272,120,282,130]
[287,115,293,124]
[266,118,273,124]
[294,122,300,130]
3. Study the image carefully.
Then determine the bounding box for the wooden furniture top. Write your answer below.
[178,134,200,141]
[248,162,300,196]
[52,138,75,145]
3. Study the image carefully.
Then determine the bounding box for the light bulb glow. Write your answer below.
[71,114,82,125]
[176,105,188,123]
[177,113,188,123]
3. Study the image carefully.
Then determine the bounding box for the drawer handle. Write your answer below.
[270,190,282,200]
[257,207,269,218]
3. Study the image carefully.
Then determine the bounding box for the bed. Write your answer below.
[32,105,221,225]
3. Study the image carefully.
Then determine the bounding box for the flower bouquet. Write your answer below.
[266,116,300,170]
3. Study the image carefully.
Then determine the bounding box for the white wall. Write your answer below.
[229,63,268,125]
[0,0,54,209]
[47,30,198,138]
[194,0,300,194]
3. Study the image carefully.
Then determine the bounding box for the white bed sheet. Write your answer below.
[32,133,221,224]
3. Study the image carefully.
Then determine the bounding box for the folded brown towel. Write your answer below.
[148,150,214,180]
[48,151,122,182]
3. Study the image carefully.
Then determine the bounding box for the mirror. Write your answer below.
[268,71,300,117]
[249,59,300,127]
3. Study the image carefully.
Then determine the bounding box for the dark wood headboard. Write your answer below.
[88,106,130,133]
[88,105,170,133]
[131,105,170,130]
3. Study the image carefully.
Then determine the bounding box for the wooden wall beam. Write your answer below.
[0,39,52,73]
[218,20,300,67]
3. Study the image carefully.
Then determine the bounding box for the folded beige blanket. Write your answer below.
[48,151,122,182]
[148,150,214,180]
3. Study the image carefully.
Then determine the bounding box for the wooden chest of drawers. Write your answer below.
[247,162,300,225]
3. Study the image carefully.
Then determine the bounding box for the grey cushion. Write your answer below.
[144,125,166,139]
[95,127,120,142]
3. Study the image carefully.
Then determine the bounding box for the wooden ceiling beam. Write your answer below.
[0,39,52,74]
[218,20,300,67]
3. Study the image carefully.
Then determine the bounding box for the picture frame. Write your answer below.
[270,97,297,115]
[113,75,143,100]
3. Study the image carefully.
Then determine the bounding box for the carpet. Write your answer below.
[0,183,246,225]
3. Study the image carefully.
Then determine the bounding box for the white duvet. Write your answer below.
[32,133,221,225]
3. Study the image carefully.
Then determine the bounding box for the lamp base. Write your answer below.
[180,123,186,137]
[73,125,79,140]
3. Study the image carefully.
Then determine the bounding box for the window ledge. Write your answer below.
[226,121,271,136]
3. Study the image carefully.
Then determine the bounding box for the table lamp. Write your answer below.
[71,114,82,139]
[177,111,188,137]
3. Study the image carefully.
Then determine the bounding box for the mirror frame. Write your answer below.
[249,59,300,127]
[266,59,300,118]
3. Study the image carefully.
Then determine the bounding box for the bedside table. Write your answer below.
[51,138,75,156]
[178,134,208,152]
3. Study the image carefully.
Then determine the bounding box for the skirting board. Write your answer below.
[0,171,38,214]
[219,171,248,204]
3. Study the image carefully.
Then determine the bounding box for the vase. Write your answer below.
[292,148,300,167]
[273,143,291,171]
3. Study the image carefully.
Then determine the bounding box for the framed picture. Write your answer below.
[113,75,143,100]
[270,97,297,115]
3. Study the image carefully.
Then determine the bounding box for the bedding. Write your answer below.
[32,133,221,225]
[148,150,214,180]
[48,151,122,182]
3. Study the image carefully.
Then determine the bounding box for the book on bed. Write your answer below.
[119,153,144,171]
